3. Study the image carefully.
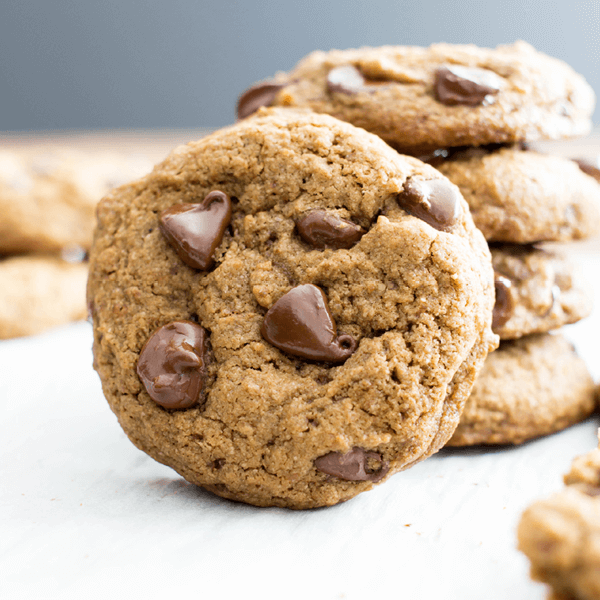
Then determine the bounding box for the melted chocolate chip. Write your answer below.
[237,81,286,120]
[492,276,514,330]
[296,210,365,249]
[575,158,600,183]
[327,65,366,95]
[159,191,232,271]
[315,447,389,482]
[398,177,462,232]
[261,284,357,363]
[137,321,209,409]
[434,66,502,106]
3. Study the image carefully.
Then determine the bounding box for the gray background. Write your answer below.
[1,0,599,131]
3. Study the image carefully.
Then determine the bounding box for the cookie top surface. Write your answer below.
[0,254,88,339]
[518,441,600,600]
[0,148,152,254]
[448,333,596,446]
[239,42,595,153]
[433,145,600,243]
[88,108,496,508]
[491,244,592,340]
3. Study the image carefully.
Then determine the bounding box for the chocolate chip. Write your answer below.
[574,158,600,183]
[327,65,366,95]
[296,210,365,249]
[398,177,462,232]
[159,190,232,271]
[137,321,209,410]
[492,276,514,330]
[583,485,600,497]
[237,81,286,120]
[434,66,502,106]
[261,284,357,363]
[315,447,389,482]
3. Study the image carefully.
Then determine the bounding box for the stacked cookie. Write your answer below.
[87,41,598,509]
[0,147,151,339]
[239,40,600,446]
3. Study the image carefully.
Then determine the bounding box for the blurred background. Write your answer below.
[1,0,599,132]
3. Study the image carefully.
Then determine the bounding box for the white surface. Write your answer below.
[2,249,600,600]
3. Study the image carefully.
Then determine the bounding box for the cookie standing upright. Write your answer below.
[238,42,595,153]
[88,108,497,508]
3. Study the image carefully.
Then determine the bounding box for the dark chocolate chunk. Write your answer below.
[159,190,232,271]
[237,81,286,120]
[261,284,357,363]
[296,210,365,249]
[315,447,389,482]
[398,177,462,232]
[492,276,514,330]
[434,65,502,106]
[327,65,366,95]
[575,158,600,183]
[137,321,209,410]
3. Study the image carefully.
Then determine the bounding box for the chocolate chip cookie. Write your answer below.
[518,439,600,600]
[432,146,600,243]
[238,42,595,154]
[0,254,88,339]
[491,244,592,339]
[0,148,152,254]
[448,334,595,446]
[88,107,497,508]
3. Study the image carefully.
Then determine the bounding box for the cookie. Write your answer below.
[0,148,152,254]
[491,244,592,340]
[88,107,497,509]
[518,441,600,600]
[431,146,600,243]
[0,254,88,339]
[237,42,595,154]
[447,334,595,446]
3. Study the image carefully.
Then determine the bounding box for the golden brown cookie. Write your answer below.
[433,146,600,243]
[448,334,596,446]
[0,148,152,254]
[238,42,595,154]
[491,244,592,340]
[88,108,497,508]
[518,439,600,600]
[0,254,88,339]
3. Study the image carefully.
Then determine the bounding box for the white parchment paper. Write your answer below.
[2,249,600,600]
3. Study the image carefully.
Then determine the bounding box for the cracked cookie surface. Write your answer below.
[88,108,496,508]
[239,42,595,154]
[448,333,595,446]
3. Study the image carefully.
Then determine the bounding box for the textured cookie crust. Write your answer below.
[88,108,496,508]
[491,244,592,340]
[518,442,600,600]
[250,41,595,153]
[448,334,595,446]
[0,255,88,339]
[0,148,152,254]
[435,146,600,243]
